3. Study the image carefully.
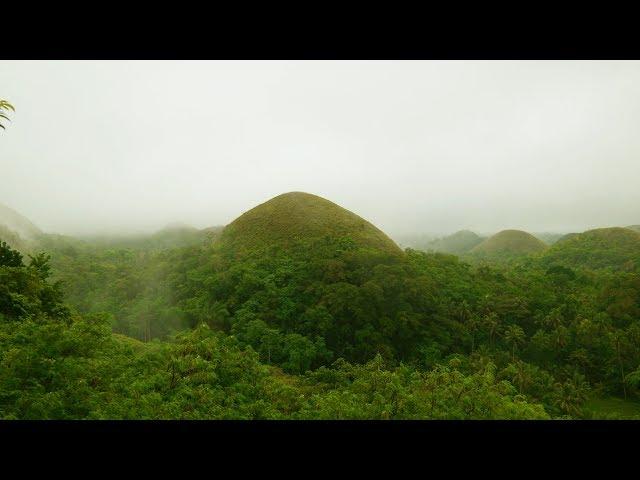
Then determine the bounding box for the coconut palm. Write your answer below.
[482,312,500,348]
[552,373,589,417]
[503,324,526,361]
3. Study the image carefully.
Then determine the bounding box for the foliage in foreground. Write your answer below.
[0,241,550,419]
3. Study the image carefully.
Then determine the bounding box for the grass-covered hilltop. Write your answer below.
[217,192,402,257]
[471,229,548,259]
[1,196,640,419]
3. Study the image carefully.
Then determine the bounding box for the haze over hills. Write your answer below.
[471,229,548,257]
[541,227,640,270]
[4,61,640,420]
[418,230,485,255]
[393,233,437,250]
[217,192,403,257]
[0,201,223,253]
[73,223,224,250]
[0,203,42,240]
[0,198,638,264]
[533,232,566,245]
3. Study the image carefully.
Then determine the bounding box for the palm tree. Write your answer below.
[540,306,564,330]
[569,348,590,377]
[0,100,15,130]
[466,313,482,353]
[482,312,500,348]
[512,360,533,394]
[553,373,589,417]
[609,331,628,399]
[503,324,526,361]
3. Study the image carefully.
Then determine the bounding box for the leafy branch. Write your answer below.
[0,99,15,130]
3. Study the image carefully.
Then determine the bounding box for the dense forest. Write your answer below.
[2,192,640,419]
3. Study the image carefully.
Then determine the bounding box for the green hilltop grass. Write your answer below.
[541,227,640,270]
[217,192,403,256]
[471,229,547,257]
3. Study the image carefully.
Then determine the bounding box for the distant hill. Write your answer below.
[541,227,640,270]
[0,203,42,253]
[534,232,565,245]
[626,225,640,233]
[422,230,485,254]
[0,224,31,253]
[149,223,211,248]
[217,192,402,257]
[72,224,222,251]
[0,203,42,239]
[471,229,548,258]
[393,233,436,250]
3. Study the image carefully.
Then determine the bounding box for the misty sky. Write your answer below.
[1,60,639,237]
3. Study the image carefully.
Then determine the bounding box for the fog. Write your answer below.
[1,60,639,238]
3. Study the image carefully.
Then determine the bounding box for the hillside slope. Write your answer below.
[218,192,402,256]
[541,227,640,270]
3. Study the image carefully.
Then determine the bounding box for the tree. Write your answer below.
[0,99,14,130]
[0,241,23,267]
[625,367,640,398]
[503,325,526,361]
[466,313,482,353]
[609,331,629,399]
[552,373,590,417]
[482,312,500,348]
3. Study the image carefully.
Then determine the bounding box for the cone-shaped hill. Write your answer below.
[471,229,547,257]
[541,227,640,270]
[217,192,402,257]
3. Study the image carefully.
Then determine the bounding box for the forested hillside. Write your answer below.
[2,193,640,419]
[540,228,640,271]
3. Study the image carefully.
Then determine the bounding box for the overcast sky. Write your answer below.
[1,60,639,237]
